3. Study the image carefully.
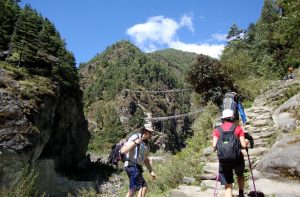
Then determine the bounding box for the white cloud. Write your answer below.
[126,15,225,58]
[212,33,227,42]
[127,16,179,46]
[169,41,224,59]
[179,14,194,32]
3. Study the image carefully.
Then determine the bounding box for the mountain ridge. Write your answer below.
[79,40,198,152]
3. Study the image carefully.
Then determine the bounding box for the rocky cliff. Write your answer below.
[0,65,89,191]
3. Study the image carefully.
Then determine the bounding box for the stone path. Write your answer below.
[172,79,300,197]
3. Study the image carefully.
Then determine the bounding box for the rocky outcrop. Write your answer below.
[0,67,89,190]
[256,133,300,180]
[272,93,300,132]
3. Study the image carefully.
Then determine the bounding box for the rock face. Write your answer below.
[272,93,300,132]
[0,67,89,190]
[40,94,89,171]
[256,134,300,180]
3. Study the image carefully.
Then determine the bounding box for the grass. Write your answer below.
[290,128,300,135]
[0,165,40,197]
[0,61,29,80]
[1,61,56,102]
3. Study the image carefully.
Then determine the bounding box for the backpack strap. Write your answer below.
[217,123,237,139]
[135,133,141,163]
[126,133,142,166]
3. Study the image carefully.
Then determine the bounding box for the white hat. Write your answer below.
[144,122,154,132]
[221,109,234,119]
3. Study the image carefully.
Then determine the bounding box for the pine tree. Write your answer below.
[0,0,20,51]
[8,5,43,65]
[226,24,243,40]
[38,18,63,58]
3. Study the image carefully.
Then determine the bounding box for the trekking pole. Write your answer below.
[213,174,219,197]
[246,148,257,197]
[213,147,219,197]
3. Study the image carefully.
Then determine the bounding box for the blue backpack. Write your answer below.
[216,124,241,164]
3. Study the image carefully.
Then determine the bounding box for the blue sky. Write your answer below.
[20,0,263,65]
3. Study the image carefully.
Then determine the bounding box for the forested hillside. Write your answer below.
[79,41,198,152]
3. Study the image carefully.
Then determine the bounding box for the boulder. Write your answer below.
[272,93,300,132]
[256,134,300,180]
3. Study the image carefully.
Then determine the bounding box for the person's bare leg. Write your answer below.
[126,189,135,197]
[225,184,233,197]
[137,187,147,197]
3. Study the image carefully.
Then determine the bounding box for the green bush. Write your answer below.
[234,77,271,101]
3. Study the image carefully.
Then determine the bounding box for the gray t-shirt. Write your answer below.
[124,133,150,167]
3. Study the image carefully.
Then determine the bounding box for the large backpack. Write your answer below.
[107,133,139,165]
[216,124,241,164]
[222,92,238,119]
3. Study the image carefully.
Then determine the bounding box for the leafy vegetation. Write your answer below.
[187,54,235,105]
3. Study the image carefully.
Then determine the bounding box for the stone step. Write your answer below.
[252,119,272,127]
[242,147,269,157]
[253,113,272,121]
[198,173,216,181]
[252,139,269,148]
[203,162,218,174]
[172,185,248,197]
[252,131,276,140]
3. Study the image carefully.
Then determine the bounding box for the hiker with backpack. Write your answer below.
[212,109,249,197]
[120,122,156,197]
[222,92,254,148]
